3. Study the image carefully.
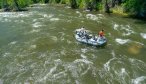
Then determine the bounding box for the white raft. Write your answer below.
[75,28,107,47]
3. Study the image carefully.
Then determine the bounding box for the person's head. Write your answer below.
[81,26,85,30]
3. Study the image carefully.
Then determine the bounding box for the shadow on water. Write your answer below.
[75,41,107,49]
[134,20,146,25]
[122,15,146,24]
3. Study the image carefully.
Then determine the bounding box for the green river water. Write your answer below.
[0,4,146,84]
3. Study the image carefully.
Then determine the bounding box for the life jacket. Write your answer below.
[99,31,104,37]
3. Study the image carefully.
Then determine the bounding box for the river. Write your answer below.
[0,4,146,84]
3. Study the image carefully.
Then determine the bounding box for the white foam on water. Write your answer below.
[24,81,30,84]
[113,24,119,30]
[67,40,72,44]
[86,14,98,21]
[76,11,80,14]
[66,65,79,78]
[112,24,135,36]
[20,20,24,23]
[118,68,129,77]
[108,33,112,37]
[97,14,104,19]
[48,14,54,18]
[18,13,29,17]
[81,48,88,53]
[43,14,48,18]
[111,50,116,58]
[1,18,11,22]
[132,76,146,84]
[129,58,146,66]
[115,38,130,44]
[65,58,93,79]
[44,60,50,67]
[85,9,90,12]
[122,29,133,36]
[0,79,3,84]
[29,29,40,33]
[104,57,115,71]
[121,68,126,74]
[30,45,36,49]
[134,41,144,45]
[112,67,130,84]
[50,36,58,42]
[97,14,104,17]
[60,49,66,55]
[34,3,47,6]
[14,20,19,23]
[140,33,146,39]
[80,54,87,59]
[58,32,65,41]
[65,6,71,9]
[39,66,57,82]
[50,18,59,21]
[9,41,17,45]
[104,50,116,71]
[33,19,37,22]
[32,22,42,28]
[5,18,11,22]
[39,53,47,59]
[38,18,44,20]
[121,25,135,36]
[54,59,62,65]
[53,71,66,79]
[3,52,11,57]
[76,11,82,17]
[0,12,15,17]
[67,20,72,23]
[58,14,65,17]
[73,59,93,64]
[0,12,32,18]
[75,80,80,84]
[60,37,65,41]
[128,58,146,77]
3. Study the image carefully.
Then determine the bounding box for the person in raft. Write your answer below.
[98,29,104,38]
[80,27,87,36]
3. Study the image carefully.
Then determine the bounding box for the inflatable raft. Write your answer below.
[75,28,107,47]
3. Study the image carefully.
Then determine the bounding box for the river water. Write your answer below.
[0,4,146,84]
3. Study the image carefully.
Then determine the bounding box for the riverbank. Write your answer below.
[0,3,145,21]
[0,8,28,12]
[111,6,128,16]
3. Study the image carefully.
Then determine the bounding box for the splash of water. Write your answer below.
[115,38,130,44]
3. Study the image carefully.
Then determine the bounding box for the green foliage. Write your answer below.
[96,2,103,10]
[0,1,2,8]
[124,0,146,18]
[60,0,70,4]
[49,0,56,3]
[70,0,78,9]
[0,0,145,19]
[0,0,104,11]
[17,0,33,8]
[32,0,40,3]
[0,0,8,8]
[55,0,61,3]
[44,0,50,3]
[78,0,86,8]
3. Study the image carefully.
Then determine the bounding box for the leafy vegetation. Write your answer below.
[123,0,146,18]
[0,0,145,18]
